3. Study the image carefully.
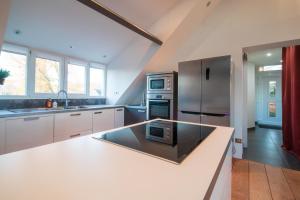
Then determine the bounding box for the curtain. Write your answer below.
[282,45,300,159]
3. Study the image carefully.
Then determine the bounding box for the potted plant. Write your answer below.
[0,69,10,85]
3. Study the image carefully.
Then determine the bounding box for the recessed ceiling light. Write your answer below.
[280,60,283,63]
[266,53,272,57]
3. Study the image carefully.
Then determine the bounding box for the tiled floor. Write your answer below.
[243,126,300,171]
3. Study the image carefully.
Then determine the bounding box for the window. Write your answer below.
[269,81,276,97]
[67,63,86,94]
[0,50,27,96]
[89,66,105,97]
[35,57,60,94]
[268,102,276,117]
[0,43,107,98]
[259,65,282,72]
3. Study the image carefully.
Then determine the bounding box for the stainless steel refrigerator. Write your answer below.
[178,55,231,126]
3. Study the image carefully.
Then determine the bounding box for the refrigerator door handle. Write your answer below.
[181,111,202,115]
[205,68,210,80]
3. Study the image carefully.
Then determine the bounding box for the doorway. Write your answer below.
[243,46,300,170]
[258,64,282,128]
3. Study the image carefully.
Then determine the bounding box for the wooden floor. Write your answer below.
[232,159,300,200]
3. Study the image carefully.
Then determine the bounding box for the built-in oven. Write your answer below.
[146,120,176,145]
[146,93,174,120]
[147,73,174,93]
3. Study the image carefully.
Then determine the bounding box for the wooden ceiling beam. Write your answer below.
[77,0,163,45]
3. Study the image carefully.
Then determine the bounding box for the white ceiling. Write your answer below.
[4,0,181,64]
[96,0,181,29]
[247,48,282,66]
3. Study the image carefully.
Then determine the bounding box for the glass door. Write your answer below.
[148,100,170,120]
[262,76,282,126]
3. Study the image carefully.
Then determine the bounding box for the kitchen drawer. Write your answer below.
[54,130,92,142]
[54,111,92,141]
[114,107,124,128]
[5,115,54,153]
[92,109,115,133]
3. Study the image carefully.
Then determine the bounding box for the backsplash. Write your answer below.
[0,98,106,110]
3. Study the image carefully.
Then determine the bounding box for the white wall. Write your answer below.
[108,0,300,158]
[247,62,256,129]
[0,0,11,50]
[106,0,200,104]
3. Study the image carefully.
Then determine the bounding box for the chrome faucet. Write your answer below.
[57,90,69,108]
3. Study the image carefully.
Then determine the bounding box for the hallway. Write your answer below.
[243,126,300,171]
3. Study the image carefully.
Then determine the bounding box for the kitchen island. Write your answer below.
[0,119,234,200]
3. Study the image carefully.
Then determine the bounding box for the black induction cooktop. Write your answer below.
[93,120,215,164]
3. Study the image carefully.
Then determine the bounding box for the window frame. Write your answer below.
[65,58,88,98]
[88,62,106,98]
[0,43,107,99]
[31,51,64,98]
[0,44,29,99]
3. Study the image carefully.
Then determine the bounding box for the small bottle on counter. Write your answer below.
[45,98,53,108]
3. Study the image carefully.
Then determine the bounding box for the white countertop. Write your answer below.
[0,120,234,200]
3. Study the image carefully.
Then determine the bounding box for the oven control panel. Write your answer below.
[146,93,173,100]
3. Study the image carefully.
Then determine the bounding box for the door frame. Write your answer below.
[242,39,300,150]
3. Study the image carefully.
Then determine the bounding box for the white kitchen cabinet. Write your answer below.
[210,143,232,200]
[54,111,92,142]
[0,119,5,155]
[5,115,54,153]
[114,108,124,128]
[92,109,115,133]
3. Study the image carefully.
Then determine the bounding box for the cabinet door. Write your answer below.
[114,108,124,128]
[5,115,54,153]
[0,119,5,155]
[92,109,115,133]
[125,108,146,125]
[54,111,92,142]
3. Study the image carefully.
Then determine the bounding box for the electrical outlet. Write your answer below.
[235,138,242,144]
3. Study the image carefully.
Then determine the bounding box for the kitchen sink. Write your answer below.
[64,105,90,109]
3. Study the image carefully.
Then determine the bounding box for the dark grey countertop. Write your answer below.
[0,105,124,118]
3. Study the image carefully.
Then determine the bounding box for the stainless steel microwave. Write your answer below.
[147,73,174,93]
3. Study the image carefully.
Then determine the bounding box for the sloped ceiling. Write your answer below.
[4,0,181,64]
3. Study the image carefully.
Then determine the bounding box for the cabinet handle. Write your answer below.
[116,108,123,112]
[138,110,146,113]
[70,113,81,117]
[70,133,81,138]
[94,111,103,114]
[24,117,40,121]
